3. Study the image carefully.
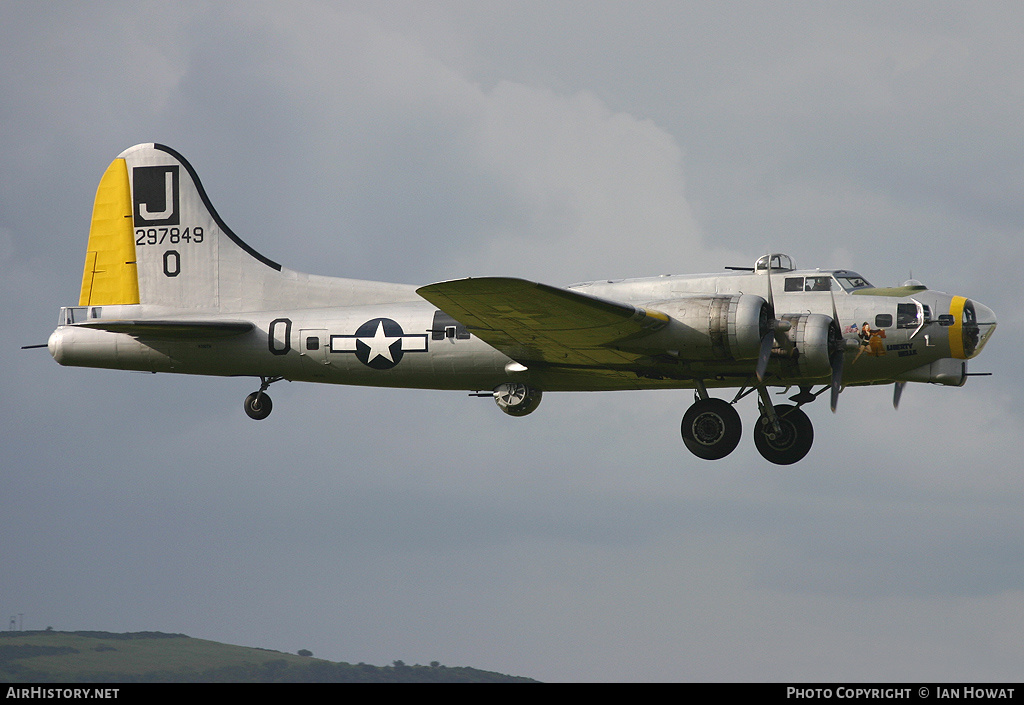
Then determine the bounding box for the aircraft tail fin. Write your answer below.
[78,144,421,312]
[79,143,282,311]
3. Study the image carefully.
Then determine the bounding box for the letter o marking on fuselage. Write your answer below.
[163,249,180,277]
[269,318,292,356]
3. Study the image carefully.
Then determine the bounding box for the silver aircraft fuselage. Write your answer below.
[44,144,996,464]
[50,267,994,393]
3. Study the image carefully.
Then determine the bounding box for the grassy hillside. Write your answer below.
[0,631,536,683]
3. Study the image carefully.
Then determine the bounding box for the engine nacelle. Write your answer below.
[640,294,769,361]
[775,313,834,379]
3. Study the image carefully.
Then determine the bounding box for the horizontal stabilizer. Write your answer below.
[78,320,254,339]
[416,277,667,368]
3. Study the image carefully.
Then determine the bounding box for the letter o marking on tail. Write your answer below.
[163,249,180,277]
[269,318,292,356]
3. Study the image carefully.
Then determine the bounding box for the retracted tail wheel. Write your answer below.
[681,398,742,460]
[244,391,273,420]
[753,404,813,465]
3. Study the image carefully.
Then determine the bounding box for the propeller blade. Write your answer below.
[756,331,773,382]
[893,381,906,410]
[829,347,843,412]
[755,255,778,383]
[827,287,845,412]
[829,287,841,325]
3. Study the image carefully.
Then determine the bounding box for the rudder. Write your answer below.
[80,157,140,306]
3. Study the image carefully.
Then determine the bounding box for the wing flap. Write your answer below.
[416,277,667,367]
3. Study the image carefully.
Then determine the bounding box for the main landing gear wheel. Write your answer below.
[244,391,273,420]
[753,404,813,465]
[681,398,742,460]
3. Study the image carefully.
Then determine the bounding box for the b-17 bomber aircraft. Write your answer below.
[43,144,997,464]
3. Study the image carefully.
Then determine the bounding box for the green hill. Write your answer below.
[0,631,536,683]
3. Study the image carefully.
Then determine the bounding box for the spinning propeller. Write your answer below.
[755,259,849,412]
[893,381,906,410]
[827,288,846,412]
[755,258,790,382]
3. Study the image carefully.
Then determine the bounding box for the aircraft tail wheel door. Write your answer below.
[299,329,328,377]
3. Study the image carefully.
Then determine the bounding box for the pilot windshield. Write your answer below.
[835,275,872,292]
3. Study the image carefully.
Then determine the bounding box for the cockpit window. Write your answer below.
[835,275,872,292]
[784,275,834,292]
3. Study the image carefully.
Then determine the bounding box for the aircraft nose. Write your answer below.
[972,299,997,355]
[947,295,996,359]
[974,300,996,326]
[956,297,996,359]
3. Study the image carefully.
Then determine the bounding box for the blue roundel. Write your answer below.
[354,318,406,369]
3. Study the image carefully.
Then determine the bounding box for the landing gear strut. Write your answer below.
[752,404,813,465]
[244,376,283,420]
[679,382,817,463]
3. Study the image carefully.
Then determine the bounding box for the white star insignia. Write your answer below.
[361,320,399,363]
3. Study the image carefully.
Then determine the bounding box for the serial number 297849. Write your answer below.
[135,226,204,246]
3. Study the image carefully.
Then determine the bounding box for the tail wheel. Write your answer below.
[244,391,273,420]
[680,398,742,460]
[753,404,813,465]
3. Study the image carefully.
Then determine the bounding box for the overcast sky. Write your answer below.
[2,1,1022,682]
